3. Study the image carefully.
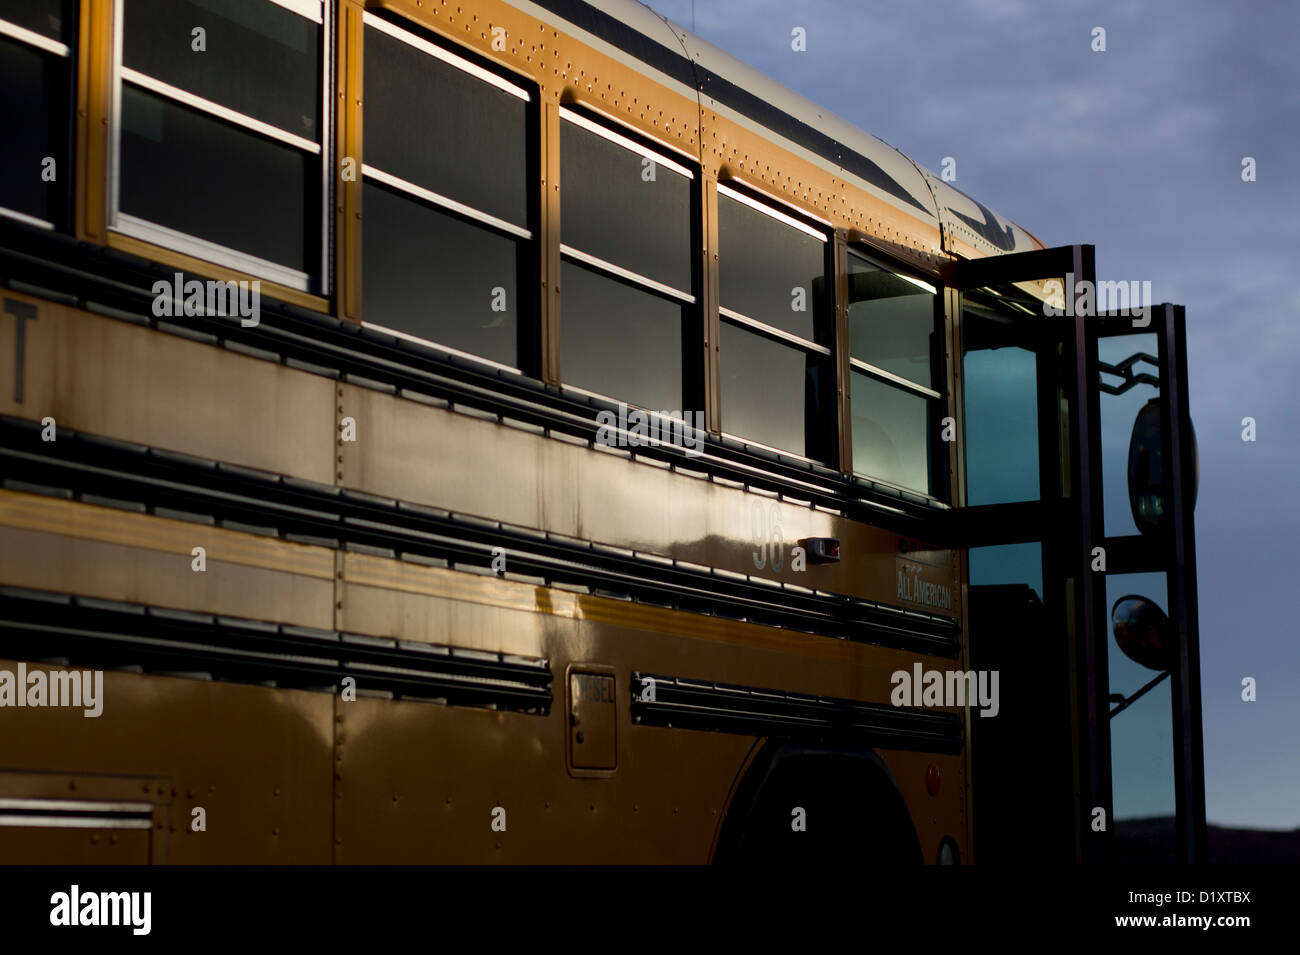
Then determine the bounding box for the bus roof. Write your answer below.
[514,0,1045,257]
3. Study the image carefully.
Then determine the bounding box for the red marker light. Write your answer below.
[926,763,941,796]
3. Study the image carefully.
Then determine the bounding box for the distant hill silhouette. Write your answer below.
[1207,823,1300,864]
[1115,816,1300,863]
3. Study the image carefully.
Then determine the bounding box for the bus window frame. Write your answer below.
[715,181,835,465]
[105,0,331,295]
[841,241,953,505]
[355,8,540,377]
[0,12,75,232]
[555,103,702,417]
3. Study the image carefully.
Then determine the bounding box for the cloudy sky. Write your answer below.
[641,0,1300,831]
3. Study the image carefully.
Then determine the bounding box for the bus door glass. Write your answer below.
[959,275,1077,864]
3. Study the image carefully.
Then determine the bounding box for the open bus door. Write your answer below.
[1091,302,1206,863]
[951,246,1205,864]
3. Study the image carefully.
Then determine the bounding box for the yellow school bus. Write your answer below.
[0,0,1204,863]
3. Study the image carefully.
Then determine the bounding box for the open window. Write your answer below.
[110,0,329,291]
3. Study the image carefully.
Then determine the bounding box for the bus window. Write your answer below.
[717,185,831,460]
[113,0,325,289]
[361,13,531,368]
[846,253,941,495]
[0,0,74,230]
[560,110,692,293]
[560,260,685,413]
[962,290,1042,506]
[559,108,694,410]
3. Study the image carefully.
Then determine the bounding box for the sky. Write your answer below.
[640,0,1300,830]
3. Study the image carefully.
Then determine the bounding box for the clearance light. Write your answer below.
[802,537,840,563]
[925,763,941,796]
[1127,397,1199,536]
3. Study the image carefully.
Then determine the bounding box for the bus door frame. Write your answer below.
[1092,304,1207,863]
[952,244,1113,863]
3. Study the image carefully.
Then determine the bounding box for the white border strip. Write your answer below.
[0,799,153,813]
[0,206,55,230]
[0,815,153,830]
[847,247,936,294]
[121,68,321,154]
[561,244,696,304]
[560,107,694,180]
[109,0,124,222]
[719,175,832,227]
[0,18,70,56]
[364,12,530,102]
[566,98,701,165]
[897,272,937,293]
[112,213,311,290]
[267,0,324,23]
[849,357,940,399]
[719,307,829,355]
[363,165,532,240]
[717,183,826,241]
[361,321,523,375]
[318,0,332,291]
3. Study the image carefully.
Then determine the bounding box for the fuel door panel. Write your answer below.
[567,666,617,775]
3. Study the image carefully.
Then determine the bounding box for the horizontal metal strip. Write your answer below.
[719,308,830,355]
[0,588,552,714]
[0,222,953,527]
[361,320,524,375]
[718,176,834,227]
[0,207,56,231]
[848,358,942,399]
[717,431,821,468]
[630,672,963,754]
[559,107,694,178]
[363,11,531,101]
[716,183,827,241]
[560,245,696,303]
[111,213,312,292]
[0,422,962,657]
[0,18,70,57]
[0,814,152,830]
[0,799,152,813]
[363,165,532,240]
[267,0,324,24]
[121,69,321,154]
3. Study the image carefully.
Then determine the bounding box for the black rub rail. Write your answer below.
[0,586,553,714]
[630,672,963,754]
